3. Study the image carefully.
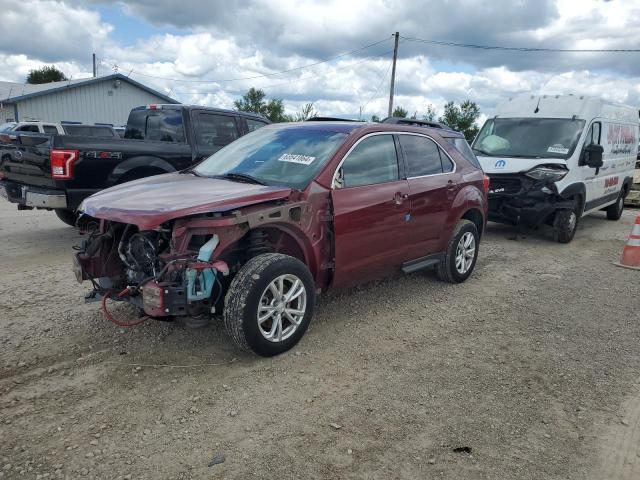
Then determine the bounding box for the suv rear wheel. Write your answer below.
[223,253,315,356]
[436,219,479,283]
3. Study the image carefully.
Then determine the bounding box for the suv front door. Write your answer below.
[330,133,411,288]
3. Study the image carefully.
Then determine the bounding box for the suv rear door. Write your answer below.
[330,133,411,287]
[397,132,459,257]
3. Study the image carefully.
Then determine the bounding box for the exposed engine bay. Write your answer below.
[74,217,230,321]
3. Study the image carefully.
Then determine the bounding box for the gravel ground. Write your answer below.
[1,200,640,480]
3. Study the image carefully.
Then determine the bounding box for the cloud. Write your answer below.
[0,0,638,124]
[0,0,112,63]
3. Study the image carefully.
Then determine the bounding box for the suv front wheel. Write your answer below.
[436,219,479,283]
[223,253,315,356]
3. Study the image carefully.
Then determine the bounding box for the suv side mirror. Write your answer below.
[583,144,604,170]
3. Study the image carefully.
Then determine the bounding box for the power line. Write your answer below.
[173,47,395,95]
[360,53,394,114]
[114,36,392,84]
[400,35,640,52]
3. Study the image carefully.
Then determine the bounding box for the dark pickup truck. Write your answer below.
[0,104,270,225]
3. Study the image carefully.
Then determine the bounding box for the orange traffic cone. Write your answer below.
[615,214,640,270]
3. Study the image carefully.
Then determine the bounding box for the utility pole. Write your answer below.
[92,53,97,78]
[388,32,399,117]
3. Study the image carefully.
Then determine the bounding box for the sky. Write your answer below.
[1,0,639,123]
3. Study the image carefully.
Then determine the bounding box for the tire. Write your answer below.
[436,219,479,283]
[606,190,625,221]
[54,208,78,227]
[553,208,579,243]
[223,253,315,357]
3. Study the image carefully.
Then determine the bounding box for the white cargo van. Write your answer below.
[472,94,638,242]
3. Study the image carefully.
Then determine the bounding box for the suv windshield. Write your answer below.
[194,126,347,189]
[473,117,585,159]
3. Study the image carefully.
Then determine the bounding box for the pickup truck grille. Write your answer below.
[488,176,521,195]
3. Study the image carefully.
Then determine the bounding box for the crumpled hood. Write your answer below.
[80,172,292,230]
[478,155,567,174]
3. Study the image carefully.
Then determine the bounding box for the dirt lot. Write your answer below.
[1,200,640,480]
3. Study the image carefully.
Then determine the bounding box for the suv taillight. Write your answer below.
[483,174,490,195]
[50,149,79,180]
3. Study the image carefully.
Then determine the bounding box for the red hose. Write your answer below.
[101,288,149,327]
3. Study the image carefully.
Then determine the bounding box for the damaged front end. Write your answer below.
[74,217,229,319]
[487,164,572,226]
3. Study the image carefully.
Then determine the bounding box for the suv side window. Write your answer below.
[399,134,445,177]
[17,125,39,132]
[43,125,58,134]
[246,118,268,132]
[196,113,239,147]
[335,135,398,188]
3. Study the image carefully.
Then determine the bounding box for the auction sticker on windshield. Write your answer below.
[547,145,569,155]
[278,153,316,165]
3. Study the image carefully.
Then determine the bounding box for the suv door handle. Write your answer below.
[393,192,409,205]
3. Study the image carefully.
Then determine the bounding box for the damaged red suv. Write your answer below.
[75,119,488,356]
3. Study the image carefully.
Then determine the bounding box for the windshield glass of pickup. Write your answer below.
[124,109,185,142]
[473,118,585,159]
[194,127,347,189]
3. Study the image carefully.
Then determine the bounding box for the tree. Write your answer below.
[234,87,290,122]
[26,65,67,84]
[423,104,437,122]
[294,103,317,122]
[392,106,408,118]
[370,114,381,123]
[439,100,481,141]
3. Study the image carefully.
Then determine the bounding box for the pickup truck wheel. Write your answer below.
[606,190,625,221]
[436,219,479,283]
[553,208,579,243]
[223,253,315,357]
[54,209,78,227]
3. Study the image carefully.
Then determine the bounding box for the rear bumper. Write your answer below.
[1,180,67,209]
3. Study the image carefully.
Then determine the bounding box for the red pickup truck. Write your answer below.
[74,119,488,356]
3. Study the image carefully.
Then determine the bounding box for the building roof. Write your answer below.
[0,73,179,104]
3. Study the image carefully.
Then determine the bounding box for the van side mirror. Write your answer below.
[583,144,604,170]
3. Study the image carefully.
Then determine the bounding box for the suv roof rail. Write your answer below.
[306,116,363,122]
[381,116,450,129]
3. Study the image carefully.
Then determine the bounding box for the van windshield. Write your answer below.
[472,118,585,159]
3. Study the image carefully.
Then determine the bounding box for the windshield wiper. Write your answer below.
[215,172,266,185]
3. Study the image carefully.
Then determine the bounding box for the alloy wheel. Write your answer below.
[257,274,307,343]
[455,232,476,274]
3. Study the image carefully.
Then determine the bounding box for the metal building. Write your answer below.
[0,73,179,126]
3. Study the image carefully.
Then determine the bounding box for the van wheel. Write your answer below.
[54,209,78,227]
[436,219,479,283]
[606,191,625,220]
[553,208,579,243]
[223,253,315,357]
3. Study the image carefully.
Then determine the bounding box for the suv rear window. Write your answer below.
[124,109,186,143]
[445,137,481,169]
